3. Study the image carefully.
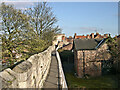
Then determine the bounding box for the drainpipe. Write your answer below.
[83,50,85,77]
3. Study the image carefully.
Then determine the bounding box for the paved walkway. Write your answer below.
[43,51,59,88]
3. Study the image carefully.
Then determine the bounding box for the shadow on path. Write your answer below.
[43,51,59,88]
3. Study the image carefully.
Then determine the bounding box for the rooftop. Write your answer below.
[74,38,107,50]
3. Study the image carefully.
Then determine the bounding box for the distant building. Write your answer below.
[74,33,108,39]
[66,38,73,44]
[73,38,111,78]
[60,43,73,50]
[52,34,65,45]
[53,34,74,48]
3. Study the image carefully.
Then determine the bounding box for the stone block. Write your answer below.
[32,55,39,66]
[12,60,32,73]
[5,68,17,78]
[18,81,27,88]
[27,55,35,63]
[26,74,34,88]
[13,61,32,82]
[36,75,42,87]
[32,67,37,77]
[27,68,33,79]
[11,79,19,88]
[17,72,28,82]
[38,80,43,88]
[1,79,10,88]
[0,70,15,82]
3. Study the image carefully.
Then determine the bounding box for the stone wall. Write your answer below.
[75,43,111,78]
[0,45,55,89]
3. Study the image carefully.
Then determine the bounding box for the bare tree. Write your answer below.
[24,2,61,42]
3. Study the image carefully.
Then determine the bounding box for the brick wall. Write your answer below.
[74,43,111,77]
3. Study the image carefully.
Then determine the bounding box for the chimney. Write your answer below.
[96,32,99,35]
[62,36,65,41]
[91,33,94,38]
[74,33,77,36]
[86,34,90,39]
[74,33,77,39]
[104,34,108,38]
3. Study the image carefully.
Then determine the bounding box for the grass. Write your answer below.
[59,49,119,88]
[65,72,118,88]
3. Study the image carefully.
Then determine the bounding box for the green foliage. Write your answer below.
[106,37,119,61]
[106,36,120,73]
[0,2,61,69]
[1,2,30,66]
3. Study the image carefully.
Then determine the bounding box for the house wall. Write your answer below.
[75,43,110,77]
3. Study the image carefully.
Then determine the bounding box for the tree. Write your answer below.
[24,2,61,47]
[0,3,29,64]
[0,2,61,68]
[106,36,120,73]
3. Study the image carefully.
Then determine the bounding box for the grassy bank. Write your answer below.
[65,72,118,88]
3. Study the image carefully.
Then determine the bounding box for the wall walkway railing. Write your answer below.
[56,47,68,89]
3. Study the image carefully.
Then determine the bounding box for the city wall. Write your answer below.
[0,46,55,88]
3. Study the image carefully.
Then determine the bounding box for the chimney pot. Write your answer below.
[91,33,94,38]
[104,34,108,38]
[96,32,99,35]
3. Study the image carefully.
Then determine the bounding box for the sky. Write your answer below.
[50,2,118,37]
[2,1,119,37]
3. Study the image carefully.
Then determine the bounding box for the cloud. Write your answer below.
[5,2,36,10]
[63,26,103,32]
[80,27,97,31]
[79,27,104,34]
[79,27,104,32]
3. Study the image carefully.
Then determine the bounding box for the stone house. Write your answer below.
[73,38,111,78]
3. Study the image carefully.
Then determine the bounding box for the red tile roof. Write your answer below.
[74,33,108,39]
[75,36,87,39]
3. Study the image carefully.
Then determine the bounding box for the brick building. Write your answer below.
[73,38,111,78]
[74,33,108,39]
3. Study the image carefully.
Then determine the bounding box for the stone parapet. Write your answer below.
[0,45,55,89]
